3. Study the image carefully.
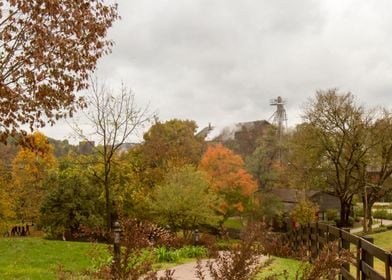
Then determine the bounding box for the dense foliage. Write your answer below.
[199,144,257,219]
[40,166,104,238]
[0,0,118,141]
[147,165,220,238]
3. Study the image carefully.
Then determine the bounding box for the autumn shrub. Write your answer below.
[299,242,353,280]
[259,232,299,258]
[195,222,267,280]
[85,218,175,280]
[198,233,218,255]
[257,230,354,280]
[291,200,319,225]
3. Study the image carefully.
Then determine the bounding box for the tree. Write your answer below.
[250,192,283,226]
[11,131,57,222]
[147,165,220,238]
[74,81,151,231]
[214,120,271,158]
[361,111,392,230]
[286,123,329,191]
[298,89,373,227]
[134,119,206,187]
[245,126,286,190]
[0,159,14,227]
[40,165,104,238]
[0,0,118,141]
[292,199,319,225]
[199,144,258,220]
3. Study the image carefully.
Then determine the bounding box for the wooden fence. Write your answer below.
[288,223,392,280]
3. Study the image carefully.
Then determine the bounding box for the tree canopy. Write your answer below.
[134,119,206,187]
[147,165,220,238]
[40,165,104,238]
[290,89,373,226]
[199,143,257,218]
[0,0,118,141]
[73,81,151,230]
[11,131,57,222]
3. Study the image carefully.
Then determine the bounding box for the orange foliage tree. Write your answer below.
[199,144,257,220]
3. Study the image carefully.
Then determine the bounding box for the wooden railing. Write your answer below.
[288,223,392,280]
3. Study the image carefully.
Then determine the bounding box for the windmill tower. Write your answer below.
[270,96,287,163]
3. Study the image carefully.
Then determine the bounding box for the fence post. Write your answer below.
[310,224,317,261]
[361,236,374,280]
[298,224,304,248]
[341,227,350,280]
[307,223,311,257]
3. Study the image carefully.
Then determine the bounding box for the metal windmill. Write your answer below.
[269,96,287,163]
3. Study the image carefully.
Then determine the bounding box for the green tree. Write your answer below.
[40,166,104,238]
[360,111,392,230]
[296,89,373,227]
[73,81,151,231]
[245,126,286,190]
[251,192,283,224]
[147,165,220,238]
[0,0,118,141]
[286,123,329,191]
[292,199,319,225]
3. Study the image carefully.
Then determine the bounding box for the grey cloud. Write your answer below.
[43,0,392,141]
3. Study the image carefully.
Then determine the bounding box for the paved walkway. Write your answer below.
[156,255,268,280]
[350,218,392,234]
[156,259,212,280]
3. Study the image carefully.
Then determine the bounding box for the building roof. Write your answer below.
[270,188,340,212]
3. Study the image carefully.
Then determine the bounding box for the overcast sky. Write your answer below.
[42,0,392,142]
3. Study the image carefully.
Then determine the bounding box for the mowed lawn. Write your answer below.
[369,230,392,277]
[0,237,107,279]
[257,257,301,279]
[372,229,392,251]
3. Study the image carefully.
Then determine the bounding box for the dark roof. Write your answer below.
[271,188,340,212]
[310,192,341,212]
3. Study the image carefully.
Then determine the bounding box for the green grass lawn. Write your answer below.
[0,237,207,279]
[223,217,244,230]
[348,229,392,278]
[257,257,301,280]
[371,229,392,251]
[368,229,392,277]
[0,237,107,279]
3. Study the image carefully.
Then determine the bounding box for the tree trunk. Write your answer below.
[105,182,111,231]
[362,196,374,233]
[367,202,373,232]
[339,201,351,227]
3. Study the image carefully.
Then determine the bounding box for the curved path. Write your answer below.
[156,259,212,280]
[156,255,268,280]
[350,218,392,234]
